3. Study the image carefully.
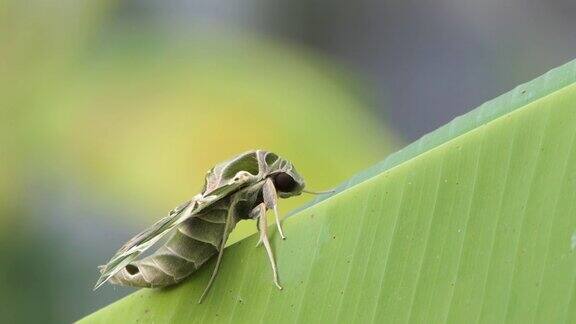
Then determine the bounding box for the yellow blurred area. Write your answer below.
[0,2,398,322]
[1,0,397,224]
[62,37,398,241]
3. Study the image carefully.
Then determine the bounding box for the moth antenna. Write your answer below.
[302,189,335,195]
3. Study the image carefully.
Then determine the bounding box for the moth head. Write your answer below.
[263,151,305,198]
[271,168,305,198]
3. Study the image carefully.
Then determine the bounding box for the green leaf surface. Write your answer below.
[81,59,576,323]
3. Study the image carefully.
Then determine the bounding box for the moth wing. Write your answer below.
[94,178,255,290]
[94,200,196,289]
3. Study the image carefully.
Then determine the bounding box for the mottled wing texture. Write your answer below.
[108,199,232,287]
[94,200,196,289]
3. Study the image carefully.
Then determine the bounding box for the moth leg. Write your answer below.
[263,178,286,240]
[251,205,266,247]
[254,203,283,290]
[198,235,226,303]
[197,199,235,303]
[255,220,263,247]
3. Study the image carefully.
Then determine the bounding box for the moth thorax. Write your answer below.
[230,171,252,184]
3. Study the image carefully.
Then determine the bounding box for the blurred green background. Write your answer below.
[1,1,575,322]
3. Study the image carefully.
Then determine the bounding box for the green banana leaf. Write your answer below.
[80,59,576,323]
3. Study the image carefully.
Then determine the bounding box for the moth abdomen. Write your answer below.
[109,211,233,288]
[177,218,225,248]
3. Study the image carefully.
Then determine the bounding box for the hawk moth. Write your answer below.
[94,150,327,303]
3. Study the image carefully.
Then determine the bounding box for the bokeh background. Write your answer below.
[1,1,575,322]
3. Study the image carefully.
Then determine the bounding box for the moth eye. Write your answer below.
[125,264,139,275]
[273,172,298,192]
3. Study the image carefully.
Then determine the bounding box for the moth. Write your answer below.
[94,150,328,303]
